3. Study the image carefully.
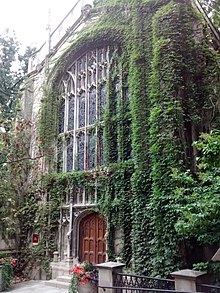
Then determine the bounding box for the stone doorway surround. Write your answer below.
[79,212,106,264]
[72,209,107,264]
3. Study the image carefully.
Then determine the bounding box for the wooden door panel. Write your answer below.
[96,216,106,263]
[80,213,106,264]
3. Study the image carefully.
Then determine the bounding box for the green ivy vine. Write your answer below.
[21,0,220,279]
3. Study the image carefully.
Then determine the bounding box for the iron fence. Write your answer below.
[197,284,220,293]
[98,270,220,293]
[113,273,175,290]
[98,285,198,293]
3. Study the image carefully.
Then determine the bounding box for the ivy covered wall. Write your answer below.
[31,0,220,277]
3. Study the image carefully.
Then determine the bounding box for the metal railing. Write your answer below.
[98,285,198,293]
[197,284,220,293]
[114,273,175,290]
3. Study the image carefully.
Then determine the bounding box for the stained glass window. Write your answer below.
[78,92,85,128]
[85,188,96,204]
[98,128,105,166]
[58,47,110,173]
[67,136,73,172]
[57,139,63,173]
[100,84,106,120]
[77,132,85,171]
[59,98,65,133]
[89,88,96,125]
[90,189,96,203]
[85,189,89,203]
[68,93,75,130]
[88,129,95,169]
[78,187,83,204]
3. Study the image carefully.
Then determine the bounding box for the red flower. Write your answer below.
[69,262,97,286]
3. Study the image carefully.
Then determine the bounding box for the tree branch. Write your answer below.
[0,155,43,165]
[10,77,24,91]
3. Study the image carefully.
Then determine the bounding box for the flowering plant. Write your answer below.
[0,256,17,290]
[0,257,17,267]
[69,262,98,293]
[69,262,98,286]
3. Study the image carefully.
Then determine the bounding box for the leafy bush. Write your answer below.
[0,256,16,290]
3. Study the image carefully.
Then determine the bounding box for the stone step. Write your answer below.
[57,275,72,283]
[45,279,70,290]
[51,262,72,279]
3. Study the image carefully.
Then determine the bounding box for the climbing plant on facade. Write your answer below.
[26,0,220,279]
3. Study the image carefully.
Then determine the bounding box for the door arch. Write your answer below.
[79,212,106,264]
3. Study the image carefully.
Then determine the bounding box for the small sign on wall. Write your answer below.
[32,233,39,245]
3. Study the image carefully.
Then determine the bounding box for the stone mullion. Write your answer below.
[84,53,88,170]
[95,48,99,168]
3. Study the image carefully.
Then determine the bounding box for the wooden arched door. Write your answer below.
[79,213,106,264]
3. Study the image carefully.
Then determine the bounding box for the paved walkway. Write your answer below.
[11,281,68,293]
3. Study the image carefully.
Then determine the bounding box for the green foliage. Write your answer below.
[69,273,78,293]
[1,261,14,290]
[175,131,220,245]
[193,261,220,283]
[97,161,133,262]
[201,0,220,28]
[0,31,19,120]
[194,131,220,169]
[37,86,59,166]
[193,261,209,271]
[0,31,35,120]
[0,119,33,245]
[1,0,218,280]
[36,0,220,278]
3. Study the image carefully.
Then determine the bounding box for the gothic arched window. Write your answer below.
[58,47,109,172]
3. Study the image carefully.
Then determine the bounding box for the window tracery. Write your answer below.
[58,46,110,172]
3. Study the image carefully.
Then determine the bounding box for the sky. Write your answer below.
[0,0,77,50]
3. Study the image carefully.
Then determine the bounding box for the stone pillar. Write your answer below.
[171,269,207,292]
[96,261,125,293]
[0,265,2,292]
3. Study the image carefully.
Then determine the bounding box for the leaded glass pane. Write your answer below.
[90,189,96,203]
[67,136,73,172]
[98,128,105,166]
[85,189,89,203]
[89,88,96,125]
[88,130,95,169]
[100,84,106,120]
[57,139,63,173]
[77,132,85,171]
[59,98,65,133]
[68,93,75,130]
[85,188,95,204]
[78,187,83,204]
[73,190,77,205]
[78,92,85,128]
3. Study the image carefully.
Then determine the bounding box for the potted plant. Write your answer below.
[69,262,98,293]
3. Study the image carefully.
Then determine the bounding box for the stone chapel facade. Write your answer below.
[22,0,220,275]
